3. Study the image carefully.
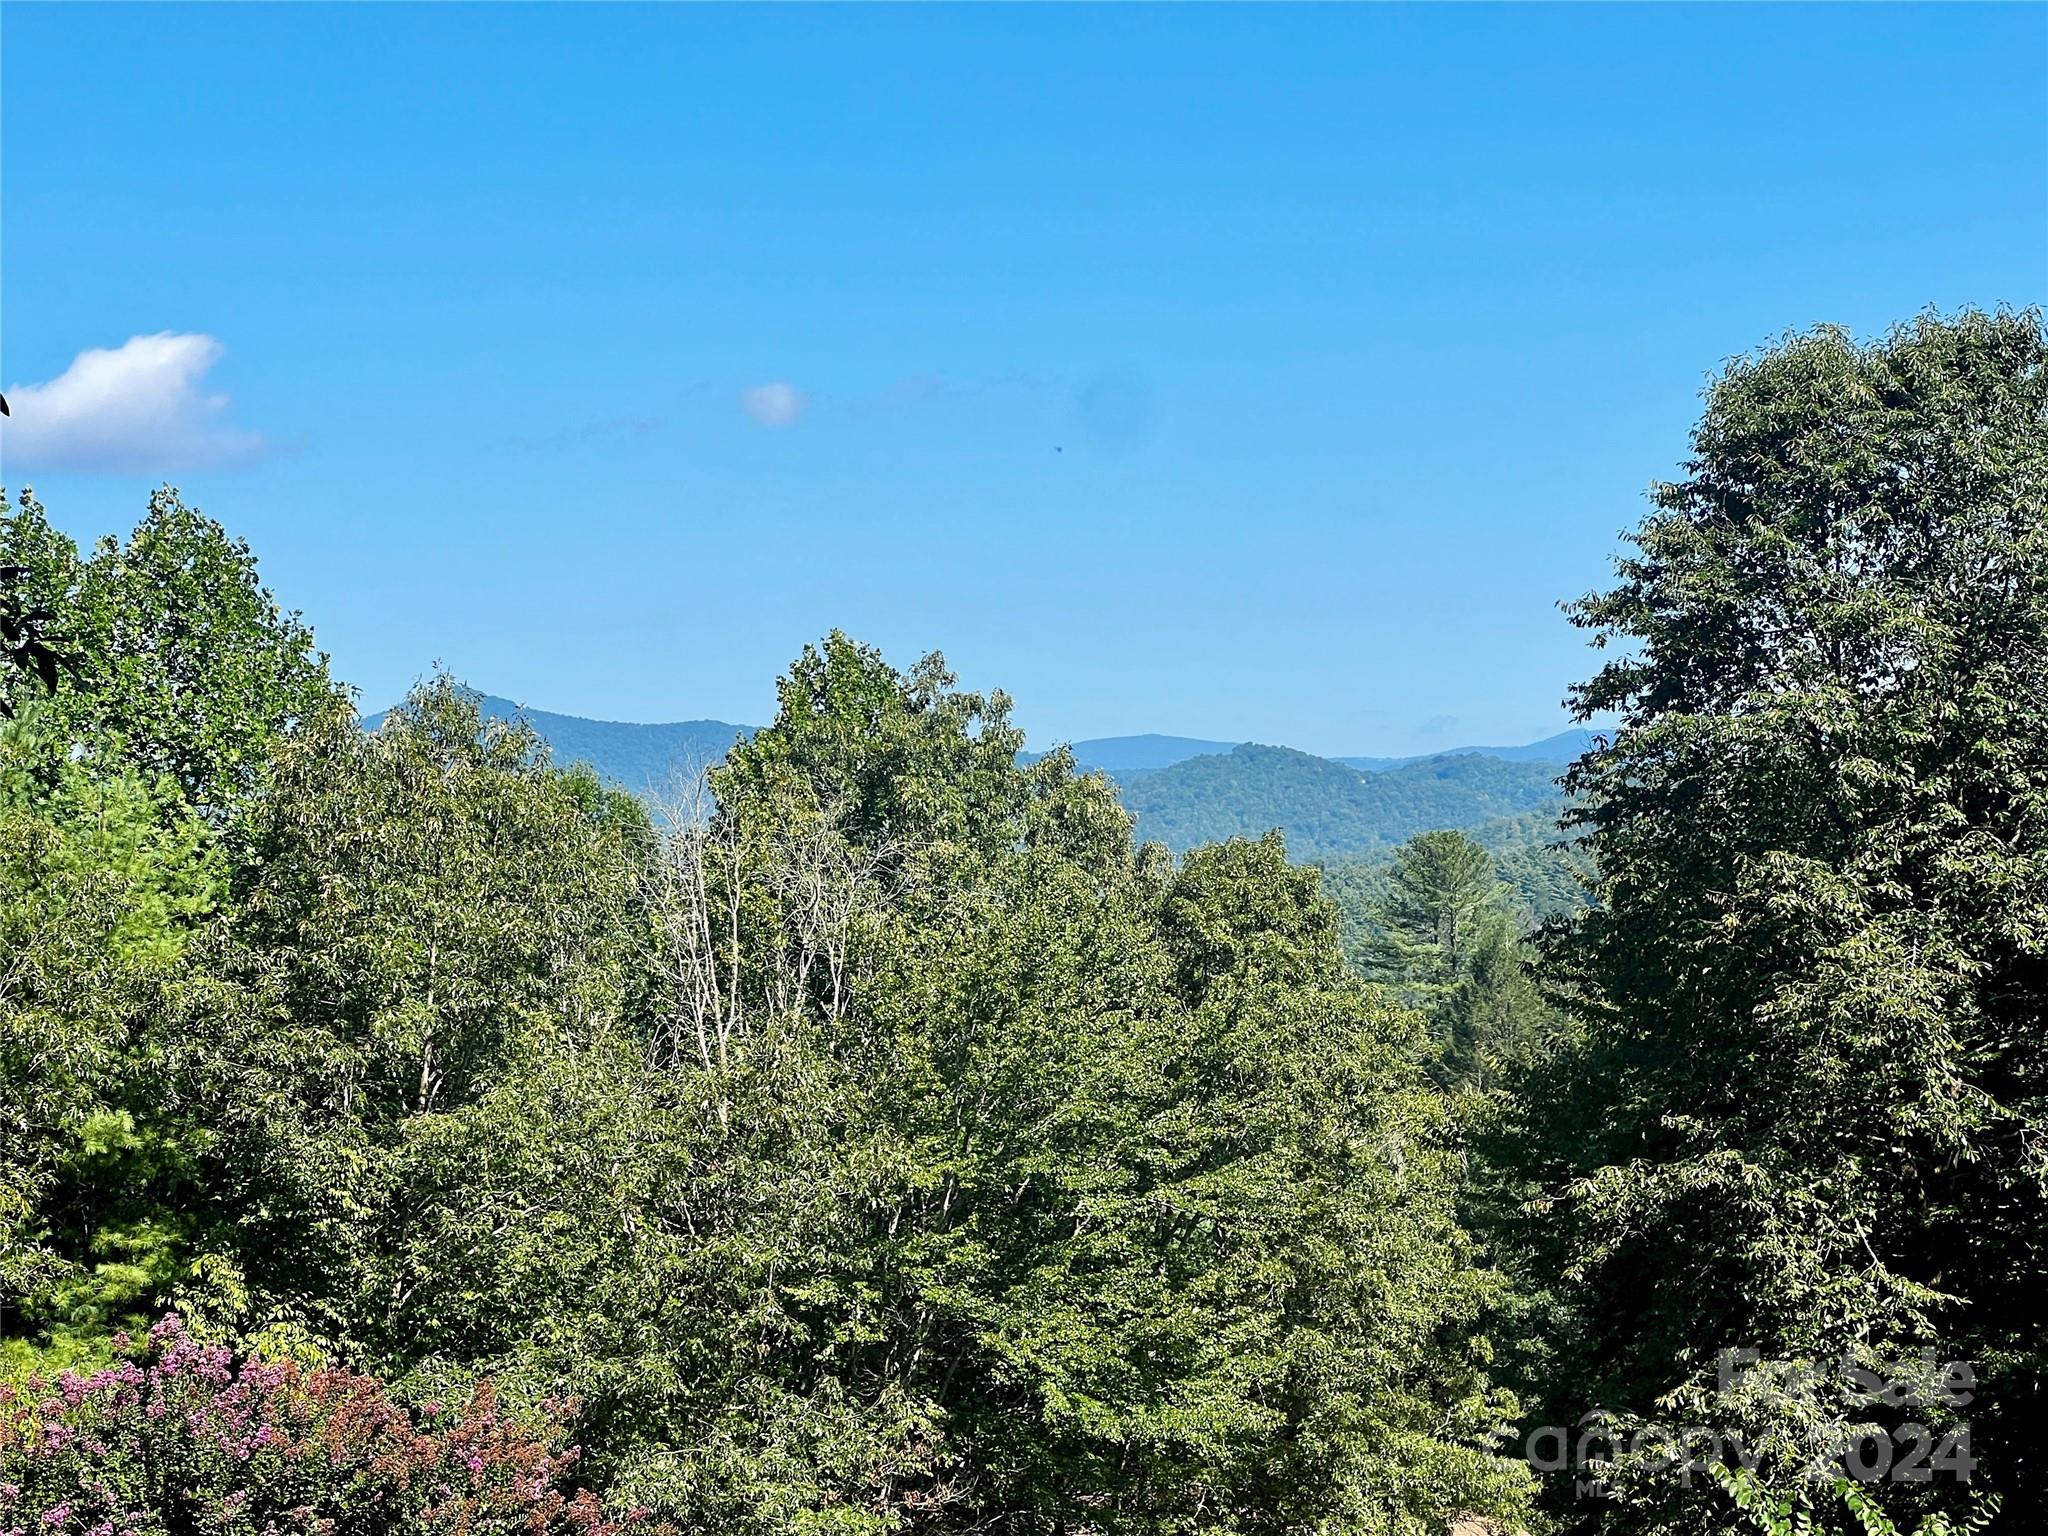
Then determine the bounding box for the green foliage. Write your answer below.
[16,310,2038,1535]
[1710,1465,1998,1536]
[1506,309,2048,1529]
[1117,741,1566,860]
[210,677,653,1352]
[1361,830,1502,995]
[0,711,226,1364]
[1320,811,1593,980]
[4,587,1530,1532]
[2,485,340,818]
[1325,830,1562,1093]
[1472,810,1597,924]
[586,635,1535,1531]
[0,486,347,1364]
[362,693,753,802]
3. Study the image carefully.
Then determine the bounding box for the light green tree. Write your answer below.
[19,486,338,818]
[0,709,225,1363]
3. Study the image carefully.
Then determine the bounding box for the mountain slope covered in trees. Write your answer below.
[1117,743,1568,859]
[372,704,1583,863]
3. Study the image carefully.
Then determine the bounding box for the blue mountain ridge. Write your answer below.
[364,694,1592,857]
[363,694,754,802]
[1335,727,1597,774]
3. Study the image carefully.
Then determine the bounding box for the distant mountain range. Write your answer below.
[1031,727,1595,782]
[364,693,1590,860]
[1115,744,1568,859]
[1037,734,1244,777]
[362,695,753,801]
[1334,728,1597,773]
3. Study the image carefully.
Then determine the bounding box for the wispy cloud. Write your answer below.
[844,373,949,420]
[739,381,808,429]
[842,370,1058,421]
[2,333,269,474]
[505,413,664,453]
[1416,714,1460,737]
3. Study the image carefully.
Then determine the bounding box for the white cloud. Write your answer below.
[739,380,808,429]
[1,333,268,474]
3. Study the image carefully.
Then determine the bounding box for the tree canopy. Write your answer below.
[4,307,2041,1536]
[0,564,1533,1532]
[1506,309,2047,1531]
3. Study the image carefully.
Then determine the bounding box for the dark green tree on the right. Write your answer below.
[1512,310,2047,1530]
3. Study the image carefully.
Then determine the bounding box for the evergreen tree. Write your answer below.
[0,713,223,1362]
[1364,829,1503,1000]
[1438,918,1555,1095]
[1359,830,1560,1089]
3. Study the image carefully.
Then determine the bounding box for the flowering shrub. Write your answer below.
[0,1318,661,1536]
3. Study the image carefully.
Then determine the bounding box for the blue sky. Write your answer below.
[4,4,2043,756]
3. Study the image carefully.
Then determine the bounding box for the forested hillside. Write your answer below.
[4,310,2043,1535]
[1117,742,1567,859]
[381,711,1582,859]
